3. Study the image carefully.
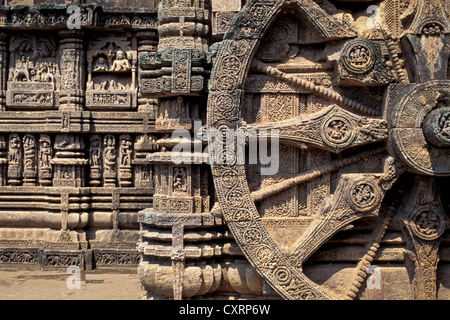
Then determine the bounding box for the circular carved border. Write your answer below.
[347,179,381,213]
[341,39,376,75]
[207,0,358,300]
[410,208,446,241]
[321,114,356,148]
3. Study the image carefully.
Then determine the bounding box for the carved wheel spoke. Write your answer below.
[250,146,387,203]
[290,161,402,263]
[250,105,388,153]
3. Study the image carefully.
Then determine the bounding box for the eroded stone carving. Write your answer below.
[0,0,448,301]
[6,34,59,109]
[204,0,449,301]
[86,35,137,110]
[0,5,159,271]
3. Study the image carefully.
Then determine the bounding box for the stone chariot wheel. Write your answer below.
[206,0,449,300]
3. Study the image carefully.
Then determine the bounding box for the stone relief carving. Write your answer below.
[0,0,447,301]
[6,34,59,109]
[86,35,137,110]
[7,133,22,185]
[38,134,52,186]
[0,6,158,272]
[203,0,449,301]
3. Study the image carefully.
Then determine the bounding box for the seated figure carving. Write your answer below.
[110,51,131,71]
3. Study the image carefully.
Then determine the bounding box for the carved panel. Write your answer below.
[86,34,137,110]
[0,6,159,272]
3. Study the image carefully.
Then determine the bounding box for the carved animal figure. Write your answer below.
[12,57,32,82]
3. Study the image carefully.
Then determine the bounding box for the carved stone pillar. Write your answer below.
[138,210,223,300]
[158,0,210,52]
[139,0,210,128]
[139,0,212,213]
[138,0,219,300]
[137,30,158,114]
[149,149,210,216]
[0,33,7,112]
[59,30,85,111]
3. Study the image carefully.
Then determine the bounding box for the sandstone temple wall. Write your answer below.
[0,0,449,301]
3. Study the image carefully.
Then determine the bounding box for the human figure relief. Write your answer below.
[90,138,101,168]
[103,135,116,173]
[12,56,32,82]
[39,136,52,169]
[8,134,22,165]
[119,135,132,168]
[94,56,109,71]
[111,51,131,71]
[173,168,187,193]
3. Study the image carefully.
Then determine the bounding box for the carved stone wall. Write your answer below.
[0,3,160,271]
[0,0,449,301]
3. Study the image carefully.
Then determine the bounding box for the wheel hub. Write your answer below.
[387,81,450,177]
[422,106,450,148]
